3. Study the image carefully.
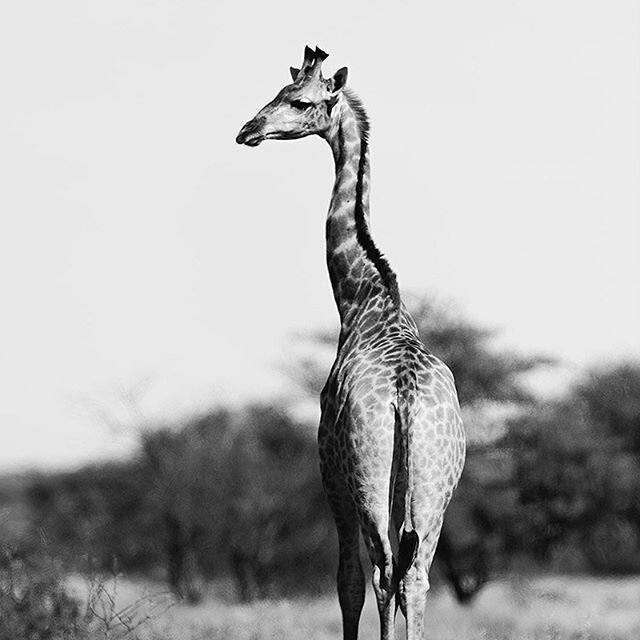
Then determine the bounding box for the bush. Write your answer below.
[506,363,640,573]
[586,515,640,573]
[223,404,334,598]
[28,462,162,574]
[0,542,88,640]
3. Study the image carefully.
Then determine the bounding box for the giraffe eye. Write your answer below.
[291,99,313,111]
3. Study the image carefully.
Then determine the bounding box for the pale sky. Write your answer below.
[1,1,639,471]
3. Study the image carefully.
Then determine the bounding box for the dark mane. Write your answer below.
[347,89,400,306]
[343,88,370,143]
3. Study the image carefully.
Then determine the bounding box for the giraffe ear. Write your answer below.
[330,67,348,93]
[290,66,300,81]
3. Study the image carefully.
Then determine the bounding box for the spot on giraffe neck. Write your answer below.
[343,90,400,308]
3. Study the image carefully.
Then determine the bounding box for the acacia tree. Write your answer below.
[290,295,551,415]
[406,296,552,406]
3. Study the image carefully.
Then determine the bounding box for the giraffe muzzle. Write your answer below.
[236,119,265,147]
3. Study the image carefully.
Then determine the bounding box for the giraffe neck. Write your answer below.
[323,93,400,331]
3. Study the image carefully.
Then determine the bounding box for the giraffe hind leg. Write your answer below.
[399,561,429,640]
[337,525,365,640]
[363,524,396,640]
[398,522,442,640]
[372,564,395,640]
[324,477,365,640]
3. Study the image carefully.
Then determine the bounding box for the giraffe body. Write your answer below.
[237,46,465,640]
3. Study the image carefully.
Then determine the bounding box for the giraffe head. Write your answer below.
[236,46,347,147]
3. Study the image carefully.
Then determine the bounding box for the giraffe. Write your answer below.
[236,46,465,640]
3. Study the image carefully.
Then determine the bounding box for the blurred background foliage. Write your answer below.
[1,295,639,622]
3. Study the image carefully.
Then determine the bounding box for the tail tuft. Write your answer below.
[396,529,419,579]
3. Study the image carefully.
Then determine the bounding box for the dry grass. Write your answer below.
[67,574,640,640]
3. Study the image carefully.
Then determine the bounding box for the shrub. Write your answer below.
[0,542,88,640]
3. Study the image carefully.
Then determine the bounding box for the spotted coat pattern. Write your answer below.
[237,47,465,640]
[319,101,465,640]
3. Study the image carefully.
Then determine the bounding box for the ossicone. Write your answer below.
[290,45,340,85]
[299,44,330,76]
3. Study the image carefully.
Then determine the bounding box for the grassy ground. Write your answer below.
[67,574,640,640]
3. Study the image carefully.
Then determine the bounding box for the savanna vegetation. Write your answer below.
[1,295,639,638]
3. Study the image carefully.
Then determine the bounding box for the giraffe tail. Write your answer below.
[392,368,420,584]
